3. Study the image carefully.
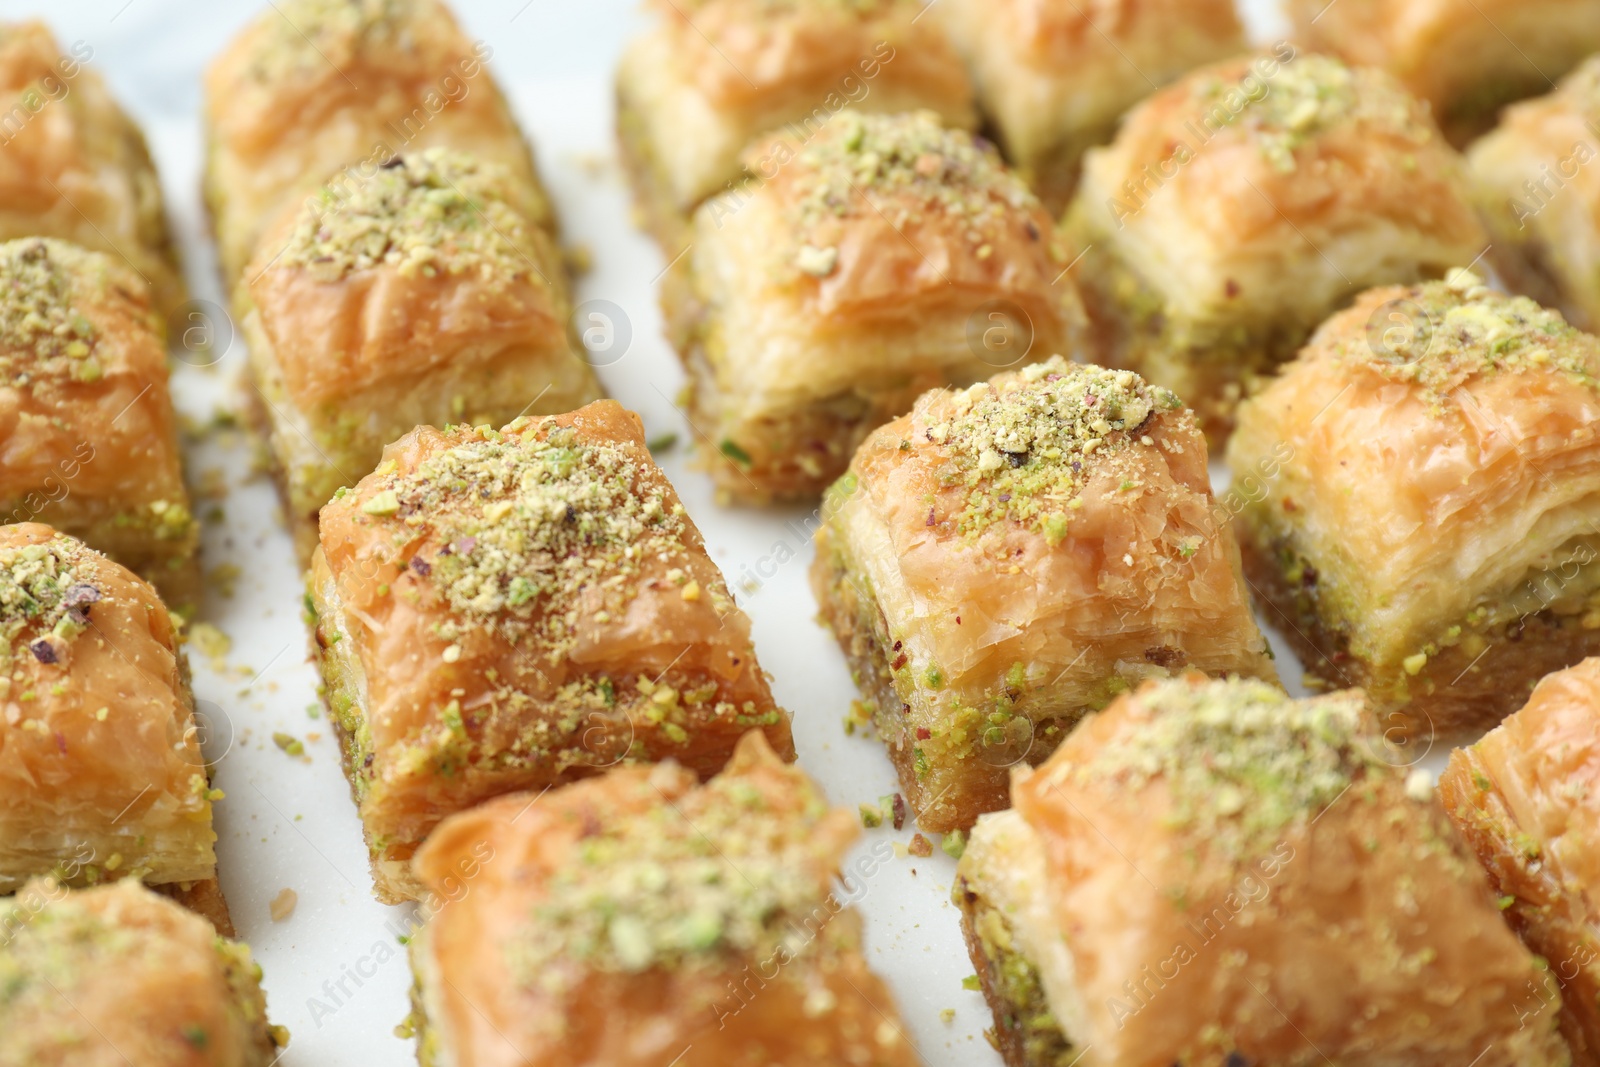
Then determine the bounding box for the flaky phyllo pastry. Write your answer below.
[0,20,185,318]
[0,880,285,1067]
[1288,0,1600,146]
[811,357,1275,833]
[1472,56,1600,332]
[1066,50,1487,443]
[1229,271,1600,744]
[239,147,599,564]
[310,401,793,902]
[0,238,199,611]
[937,0,1245,212]
[1441,658,1600,1063]
[957,676,1570,1067]
[669,109,1086,504]
[0,524,228,933]
[616,0,974,249]
[204,0,551,286]
[406,732,916,1067]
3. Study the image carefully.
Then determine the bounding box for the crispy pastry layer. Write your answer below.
[311,402,792,902]
[0,879,283,1066]
[0,21,185,317]
[0,238,198,609]
[407,732,917,1067]
[811,357,1276,832]
[1441,659,1600,1065]
[204,0,550,286]
[1229,272,1600,741]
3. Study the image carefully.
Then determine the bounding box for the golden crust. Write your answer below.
[1228,272,1600,740]
[409,732,918,1067]
[204,0,549,285]
[993,674,1569,1067]
[1441,658,1600,1065]
[1289,0,1600,144]
[811,358,1276,832]
[0,22,185,318]
[0,239,197,610]
[0,879,282,1067]
[312,401,793,902]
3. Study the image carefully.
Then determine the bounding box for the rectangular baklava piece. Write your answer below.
[0,879,285,1066]
[239,147,600,564]
[811,357,1277,833]
[1229,272,1600,743]
[0,20,185,317]
[406,732,917,1067]
[1290,0,1600,146]
[0,524,227,933]
[957,675,1571,1067]
[1441,658,1600,1063]
[617,0,975,250]
[1472,56,1600,331]
[0,238,199,610]
[311,400,794,902]
[671,109,1086,504]
[205,0,552,286]
[937,0,1245,212]
[1066,51,1488,443]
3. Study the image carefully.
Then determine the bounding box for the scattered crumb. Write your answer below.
[962,975,981,991]
[940,1008,956,1025]
[269,887,297,922]
[843,699,874,737]
[859,802,883,829]
[206,563,242,598]
[646,431,678,454]
[889,793,907,831]
[941,829,967,860]
[196,468,230,500]
[188,622,231,669]
[909,834,933,858]
[306,702,321,719]
[271,732,305,757]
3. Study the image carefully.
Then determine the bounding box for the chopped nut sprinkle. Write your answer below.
[0,534,103,661]
[247,0,409,81]
[0,239,117,388]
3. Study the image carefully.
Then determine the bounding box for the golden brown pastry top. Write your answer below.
[978,0,1243,67]
[245,147,566,410]
[0,23,111,218]
[738,109,1076,320]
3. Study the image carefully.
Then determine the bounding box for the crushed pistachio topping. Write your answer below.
[0,534,104,664]
[0,239,109,387]
[1340,270,1600,397]
[279,148,538,285]
[926,356,1180,539]
[670,0,892,15]
[1070,678,1388,859]
[247,0,408,80]
[506,765,836,990]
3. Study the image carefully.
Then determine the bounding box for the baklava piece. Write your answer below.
[240,147,599,564]
[311,401,794,902]
[671,109,1085,504]
[1441,658,1600,1064]
[1290,0,1600,146]
[938,0,1245,212]
[1229,272,1600,743]
[407,732,916,1067]
[1472,56,1600,331]
[0,524,227,933]
[204,0,551,286]
[0,879,285,1066]
[811,357,1277,833]
[0,21,184,317]
[1066,51,1486,443]
[0,238,198,610]
[616,0,975,250]
[957,675,1570,1067]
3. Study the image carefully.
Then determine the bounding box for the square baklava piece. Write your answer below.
[0,238,199,610]
[205,0,551,286]
[617,0,975,250]
[1066,51,1487,443]
[311,400,794,902]
[0,880,284,1064]
[938,0,1245,212]
[0,523,228,933]
[239,147,600,565]
[1472,56,1600,331]
[0,21,185,317]
[1229,272,1600,743]
[812,357,1277,833]
[1441,658,1600,1062]
[957,675,1570,1067]
[407,732,917,1067]
[670,109,1086,504]
[1290,0,1600,146]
